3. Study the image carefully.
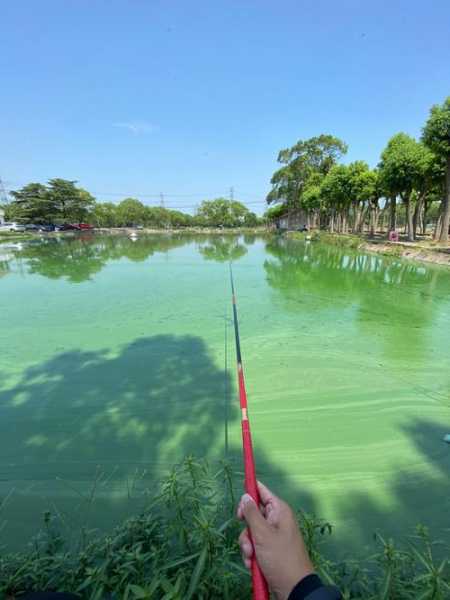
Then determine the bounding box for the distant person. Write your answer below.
[238,482,341,600]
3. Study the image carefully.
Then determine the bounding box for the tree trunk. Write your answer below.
[439,156,450,242]
[421,200,430,236]
[379,207,387,234]
[353,202,361,232]
[389,196,397,234]
[374,207,380,235]
[369,201,379,238]
[342,211,348,233]
[434,212,442,240]
[358,203,368,234]
[404,197,414,241]
[330,210,335,233]
[413,194,425,239]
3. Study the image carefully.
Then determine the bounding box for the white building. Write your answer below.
[275,208,308,231]
[0,208,5,225]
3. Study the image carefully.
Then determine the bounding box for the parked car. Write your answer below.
[0,222,26,232]
[38,224,57,232]
[58,223,81,231]
[78,223,94,230]
[25,223,40,231]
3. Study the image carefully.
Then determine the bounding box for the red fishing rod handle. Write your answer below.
[251,559,270,600]
[242,421,270,600]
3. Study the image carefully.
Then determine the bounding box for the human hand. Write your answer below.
[237,482,314,600]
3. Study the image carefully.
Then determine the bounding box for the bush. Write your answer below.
[1,457,449,599]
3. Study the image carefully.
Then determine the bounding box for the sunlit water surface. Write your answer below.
[1,233,449,555]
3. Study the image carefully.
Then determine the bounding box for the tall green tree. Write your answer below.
[347,161,379,235]
[320,164,351,232]
[422,96,450,241]
[9,183,51,223]
[92,202,119,227]
[267,135,348,213]
[46,179,95,221]
[378,134,432,241]
[116,198,146,226]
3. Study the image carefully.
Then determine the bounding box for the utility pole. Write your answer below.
[229,186,234,201]
[160,192,165,208]
[0,177,9,204]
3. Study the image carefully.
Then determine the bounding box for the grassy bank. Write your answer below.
[286,231,450,267]
[1,458,448,599]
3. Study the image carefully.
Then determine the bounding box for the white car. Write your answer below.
[0,222,26,232]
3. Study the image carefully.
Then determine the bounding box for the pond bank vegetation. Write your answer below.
[1,458,449,599]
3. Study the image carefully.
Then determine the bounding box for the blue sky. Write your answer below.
[1,1,449,214]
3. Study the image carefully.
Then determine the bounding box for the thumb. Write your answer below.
[241,493,268,538]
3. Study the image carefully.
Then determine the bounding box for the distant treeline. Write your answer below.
[265,96,450,242]
[3,181,260,229]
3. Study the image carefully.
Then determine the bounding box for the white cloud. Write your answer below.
[113,121,157,135]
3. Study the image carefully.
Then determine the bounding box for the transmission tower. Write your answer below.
[0,176,9,204]
[160,192,165,208]
[229,186,234,201]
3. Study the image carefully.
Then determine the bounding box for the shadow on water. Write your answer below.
[0,332,316,551]
[1,337,448,558]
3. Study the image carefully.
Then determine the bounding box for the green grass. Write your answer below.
[1,457,449,599]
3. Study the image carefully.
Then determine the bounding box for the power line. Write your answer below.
[1,178,269,211]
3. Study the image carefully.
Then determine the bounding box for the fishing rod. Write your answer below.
[229,263,269,600]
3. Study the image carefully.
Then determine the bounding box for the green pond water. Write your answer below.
[1,233,449,556]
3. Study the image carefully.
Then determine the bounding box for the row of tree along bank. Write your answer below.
[2,181,260,229]
[265,96,450,243]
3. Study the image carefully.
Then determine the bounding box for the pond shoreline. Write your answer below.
[2,228,449,268]
[286,231,450,267]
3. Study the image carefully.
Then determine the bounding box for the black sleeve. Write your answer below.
[288,574,342,600]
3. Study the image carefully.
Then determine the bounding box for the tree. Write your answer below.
[166,209,194,228]
[116,198,146,226]
[46,179,95,222]
[346,162,379,235]
[267,135,348,215]
[263,204,286,225]
[378,134,432,241]
[422,96,450,241]
[9,183,52,223]
[8,180,95,223]
[196,198,257,228]
[320,164,351,233]
[91,202,119,227]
